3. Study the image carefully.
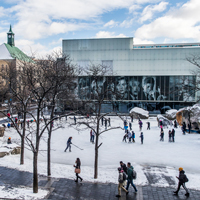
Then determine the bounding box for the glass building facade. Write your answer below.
[62,38,199,114]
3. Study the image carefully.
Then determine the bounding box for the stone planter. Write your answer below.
[0,127,5,137]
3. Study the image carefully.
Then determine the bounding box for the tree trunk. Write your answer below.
[20,136,24,165]
[94,118,100,179]
[94,135,98,179]
[33,151,38,193]
[47,133,51,176]
[20,109,26,165]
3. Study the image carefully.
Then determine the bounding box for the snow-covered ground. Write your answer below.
[0,116,200,199]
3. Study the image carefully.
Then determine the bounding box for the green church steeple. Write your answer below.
[7,25,15,46]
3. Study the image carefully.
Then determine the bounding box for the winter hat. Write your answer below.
[179,167,183,171]
[8,137,11,139]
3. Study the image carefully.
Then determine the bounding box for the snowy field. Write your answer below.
[0,116,200,199]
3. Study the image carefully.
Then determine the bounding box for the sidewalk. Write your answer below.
[0,166,200,200]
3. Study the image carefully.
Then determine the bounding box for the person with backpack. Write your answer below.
[173,167,189,197]
[116,167,129,197]
[126,162,137,193]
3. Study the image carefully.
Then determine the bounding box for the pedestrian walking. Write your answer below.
[173,167,189,197]
[168,130,172,142]
[120,161,127,174]
[147,122,150,130]
[131,131,135,142]
[140,132,144,144]
[139,120,143,131]
[115,167,129,197]
[64,136,72,152]
[160,128,164,141]
[171,128,175,142]
[129,122,132,130]
[126,162,137,193]
[74,158,83,182]
[74,116,76,124]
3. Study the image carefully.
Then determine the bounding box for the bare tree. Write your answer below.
[74,64,123,179]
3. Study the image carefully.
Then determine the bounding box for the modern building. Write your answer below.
[63,37,199,114]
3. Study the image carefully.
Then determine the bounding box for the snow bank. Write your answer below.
[129,107,149,119]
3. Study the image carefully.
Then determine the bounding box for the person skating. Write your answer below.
[105,118,107,130]
[74,158,83,182]
[171,128,175,142]
[129,122,132,130]
[126,162,137,193]
[173,167,189,197]
[140,132,144,144]
[160,128,164,141]
[182,122,186,135]
[64,136,72,152]
[174,120,177,128]
[74,116,76,124]
[128,130,132,143]
[131,131,135,142]
[108,118,111,126]
[91,130,95,143]
[168,130,172,142]
[139,120,143,131]
[101,117,104,126]
[147,122,150,130]
[116,167,129,197]
[120,161,127,174]
[122,132,128,143]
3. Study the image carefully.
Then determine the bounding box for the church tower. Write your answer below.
[7,25,15,46]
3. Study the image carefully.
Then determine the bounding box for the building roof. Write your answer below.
[0,43,33,63]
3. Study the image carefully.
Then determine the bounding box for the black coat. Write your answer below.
[121,163,127,174]
[178,170,186,184]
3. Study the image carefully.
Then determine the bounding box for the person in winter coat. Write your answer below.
[128,131,132,142]
[74,116,76,124]
[64,137,72,152]
[171,129,175,142]
[105,118,107,130]
[131,131,135,142]
[139,120,143,131]
[174,120,177,128]
[140,132,144,144]
[91,130,95,143]
[168,130,172,142]
[120,161,127,174]
[129,122,132,130]
[160,128,164,141]
[182,122,186,134]
[74,158,83,182]
[173,167,189,197]
[147,122,150,130]
[122,132,128,142]
[7,137,12,144]
[126,162,137,193]
[116,167,129,197]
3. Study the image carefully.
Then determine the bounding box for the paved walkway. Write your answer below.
[0,166,200,200]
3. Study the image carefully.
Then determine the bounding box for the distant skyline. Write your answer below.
[0,0,200,57]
